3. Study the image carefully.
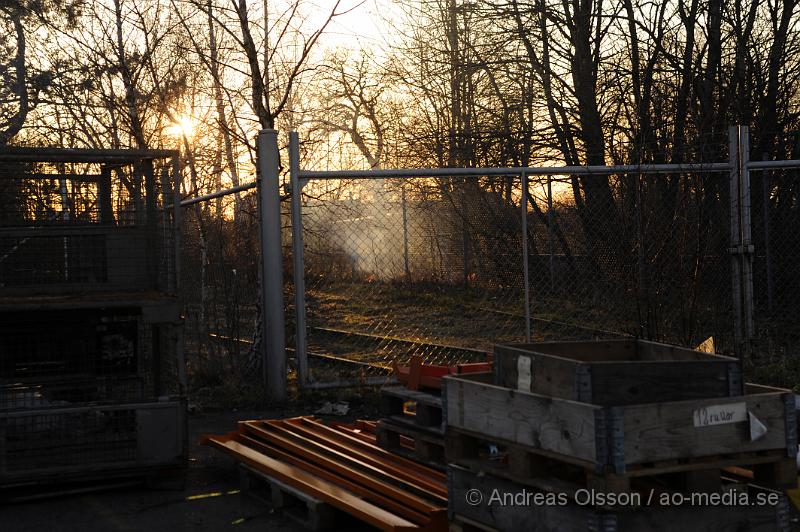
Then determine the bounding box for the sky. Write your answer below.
[310,0,399,53]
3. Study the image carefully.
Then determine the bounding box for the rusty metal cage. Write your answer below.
[0,147,186,495]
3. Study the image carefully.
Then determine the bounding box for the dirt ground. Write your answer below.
[1,407,358,532]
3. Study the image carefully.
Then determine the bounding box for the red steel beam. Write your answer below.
[240,420,447,508]
[288,417,447,486]
[331,423,378,446]
[302,417,441,481]
[203,435,445,531]
[236,433,432,525]
[270,419,446,497]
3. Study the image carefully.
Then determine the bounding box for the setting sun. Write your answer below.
[166,116,196,138]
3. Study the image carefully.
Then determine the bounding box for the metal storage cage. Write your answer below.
[0,147,186,495]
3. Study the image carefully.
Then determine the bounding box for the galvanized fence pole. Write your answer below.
[738,126,755,344]
[289,132,309,389]
[760,152,774,313]
[521,171,532,342]
[547,175,555,287]
[402,186,411,283]
[257,129,287,401]
[171,153,182,295]
[729,126,744,359]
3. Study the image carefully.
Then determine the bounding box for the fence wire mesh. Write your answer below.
[297,176,525,384]
[295,168,736,386]
[179,190,263,397]
[178,128,800,394]
[748,166,800,388]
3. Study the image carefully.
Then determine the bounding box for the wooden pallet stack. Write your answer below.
[378,385,447,470]
[377,357,494,470]
[443,340,797,532]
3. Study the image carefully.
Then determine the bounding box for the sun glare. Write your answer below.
[166,116,196,137]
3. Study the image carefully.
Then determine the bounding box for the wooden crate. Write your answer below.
[446,425,797,493]
[443,373,797,475]
[448,465,791,532]
[494,340,742,406]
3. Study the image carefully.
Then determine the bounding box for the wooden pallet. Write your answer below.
[381,386,444,434]
[493,340,742,406]
[448,464,792,532]
[443,372,797,475]
[446,425,798,493]
[238,463,370,531]
[377,418,446,471]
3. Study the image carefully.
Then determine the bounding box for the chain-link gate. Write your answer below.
[287,132,742,389]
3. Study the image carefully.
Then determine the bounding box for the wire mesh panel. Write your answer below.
[179,191,262,389]
[0,308,184,409]
[293,166,738,387]
[0,148,185,488]
[296,175,533,385]
[0,155,177,295]
[2,408,139,473]
[523,172,733,349]
[748,166,800,387]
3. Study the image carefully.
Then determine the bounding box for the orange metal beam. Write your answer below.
[299,417,445,480]
[284,417,447,488]
[270,419,446,497]
[331,423,378,445]
[240,421,447,509]
[236,433,431,525]
[203,435,444,531]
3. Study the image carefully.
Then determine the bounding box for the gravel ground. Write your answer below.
[1,407,367,532]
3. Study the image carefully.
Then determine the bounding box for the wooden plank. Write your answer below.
[637,340,737,362]
[621,391,790,464]
[494,341,741,406]
[446,373,793,472]
[613,498,787,532]
[493,345,580,399]
[499,340,637,362]
[588,362,733,405]
[443,373,601,463]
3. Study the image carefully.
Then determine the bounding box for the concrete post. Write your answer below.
[257,129,287,401]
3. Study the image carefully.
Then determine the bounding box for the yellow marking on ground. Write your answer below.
[184,489,240,501]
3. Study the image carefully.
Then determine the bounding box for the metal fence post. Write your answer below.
[521,171,531,342]
[402,186,411,283]
[257,129,287,401]
[728,126,744,359]
[171,153,182,295]
[738,126,755,343]
[547,175,555,287]
[289,132,309,389]
[761,152,774,313]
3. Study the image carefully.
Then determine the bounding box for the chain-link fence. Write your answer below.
[290,135,738,388]
[178,125,800,395]
[295,176,527,386]
[747,164,800,389]
[179,182,264,401]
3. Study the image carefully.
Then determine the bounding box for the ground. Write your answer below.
[2,404,376,532]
